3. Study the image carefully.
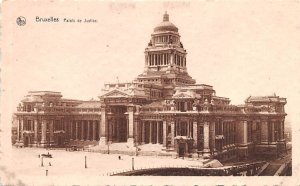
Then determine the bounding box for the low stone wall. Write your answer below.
[112,161,266,176]
[85,148,178,157]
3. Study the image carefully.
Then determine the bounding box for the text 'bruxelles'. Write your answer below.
[35,16,97,23]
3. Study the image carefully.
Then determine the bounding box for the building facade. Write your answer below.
[13,13,287,160]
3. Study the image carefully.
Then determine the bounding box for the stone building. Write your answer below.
[13,12,287,160]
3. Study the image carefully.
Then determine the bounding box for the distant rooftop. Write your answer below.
[76,101,101,109]
[245,95,287,103]
[28,91,62,96]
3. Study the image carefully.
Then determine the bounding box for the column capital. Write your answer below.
[127,105,134,112]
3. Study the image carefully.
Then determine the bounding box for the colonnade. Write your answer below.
[137,120,210,153]
[148,53,169,66]
[147,53,186,67]
[70,120,100,141]
[15,115,286,154]
[139,120,164,144]
[260,120,285,143]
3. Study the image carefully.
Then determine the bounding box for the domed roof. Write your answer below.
[154,12,178,33]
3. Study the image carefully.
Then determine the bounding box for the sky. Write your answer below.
[1,0,300,148]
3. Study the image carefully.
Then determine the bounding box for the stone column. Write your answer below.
[50,120,54,145]
[17,119,20,142]
[282,120,285,140]
[87,120,90,140]
[187,122,190,137]
[20,119,24,142]
[118,119,121,142]
[127,105,134,147]
[70,121,73,140]
[149,121,152,144]
[34,119,38,145]
[41,120,47,146]
[113,119,116,141]
[276,121,280,140]
[75,120,79,140]
[141,121,145,144]
[19,118,24,145]
[280,120,284,140]
[261,120,268,143]
[170,121,175,147]
[163,121,167,147]
[175,121,178,136]
[92,120,96,141]
[243,121,248,144]
[271,121,275,142]
[277,121,280,141]
[170,53,174,65]
[203,121,210,156]
[210,121,216,152]
[63,119,68,141]
[108,119,113,143]
[156,121,159,144]
[193,121,198,150]
[81,121,84,140]
[99,106,107,145]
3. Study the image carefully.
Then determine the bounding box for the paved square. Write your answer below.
[1,147,205,185]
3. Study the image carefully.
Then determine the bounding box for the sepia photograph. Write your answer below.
[0,0,299,185]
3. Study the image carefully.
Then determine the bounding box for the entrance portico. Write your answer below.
[99,86,147,147]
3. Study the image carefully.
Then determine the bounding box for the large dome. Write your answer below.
[154,12,178,33]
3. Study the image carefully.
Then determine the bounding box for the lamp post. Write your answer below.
[85,155,87,168]
[132,157,134,170]
[107,142,110,154]
[41,157,44,167]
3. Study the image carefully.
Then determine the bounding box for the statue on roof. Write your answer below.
[180,42,184,48]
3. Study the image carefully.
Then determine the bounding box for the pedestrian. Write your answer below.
[38,154,40,158]
[49,162,52,166]
[118,156,121,160]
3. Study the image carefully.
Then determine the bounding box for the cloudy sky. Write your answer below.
[1,1,300,146]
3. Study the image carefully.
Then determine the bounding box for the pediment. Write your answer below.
[101,89,129,98]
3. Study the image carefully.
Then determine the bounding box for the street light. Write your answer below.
[107,142,110,154]
[85,155,87,168]
[41,157,44,167]
[132,157,134,170]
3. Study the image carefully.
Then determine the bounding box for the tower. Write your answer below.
[137,12,196,99]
